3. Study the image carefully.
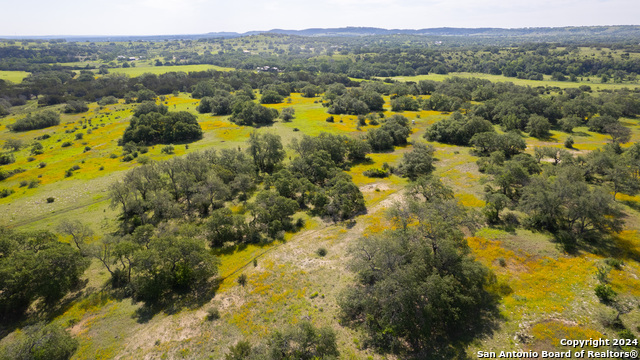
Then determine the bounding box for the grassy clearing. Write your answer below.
[388,72,640,90]
[104,64,234,77]
[0,70,30,83]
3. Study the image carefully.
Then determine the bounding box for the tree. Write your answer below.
[260,90,284,104]
[519,167,624,242]
[397,143,435,181]
[526,114,551,138]
[0,228,89,318]
[247,132,285,174]
[131,235,218,302]
[339,190,496,357]
[249,191,298,237]
[0,322,78,360]
[57,219,93,253]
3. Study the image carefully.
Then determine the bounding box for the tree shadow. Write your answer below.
[132,279,220,324]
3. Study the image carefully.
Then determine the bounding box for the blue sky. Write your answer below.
[1,0,639,36]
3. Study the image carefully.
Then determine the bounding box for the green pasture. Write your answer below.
[0,70,30,83]
[388,72,640,90]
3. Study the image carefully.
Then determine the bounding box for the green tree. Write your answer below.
[397,143,435,181]
[0,322,78,360]
[339,191,496,357]
[247,132,285,174]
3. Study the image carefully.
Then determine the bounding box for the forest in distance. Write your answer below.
[1,26,640,359]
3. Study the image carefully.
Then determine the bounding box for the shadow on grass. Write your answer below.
[133,279,220,324]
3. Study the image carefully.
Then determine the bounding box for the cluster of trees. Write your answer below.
[8,110,60,132]
[121,102,203,145]
[339,177,497,358]
[421,77,639,144]
[0,227,89,320]
[104,132,368,299]
[479,142,640,250]
[365,114,412,151]
[110,132,366,237]
[324,88,384,115]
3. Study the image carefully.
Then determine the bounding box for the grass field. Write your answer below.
[387,72,640,90]
[0,70,30,83]
[104,64,234,77]
[2,85,640,359]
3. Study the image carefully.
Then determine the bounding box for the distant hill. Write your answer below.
[2,25,640,41]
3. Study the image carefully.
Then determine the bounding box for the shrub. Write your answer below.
[63,100,89,114]
[8,110,60,132]
[19,180,28,187]
[0,188,15,198]
[316,248,327,257]
[161,145,175,154]
[0,322,78,360]
[206,307,220,321]
[65,169,73,177]
[47,197,55,203]
[605,258,624,270]
[98,96,118,105]
[75,133,84,140]
[594,284,616,303]
[27,180,40,189]
[326,115,334,123]
[564,136,574,148]
[0,153,15,165]
[61,141,72,147]
[122,154,134,162]
[363,167,389,178]
[237,274,247,287]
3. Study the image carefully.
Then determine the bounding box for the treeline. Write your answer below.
[423,77,640,142]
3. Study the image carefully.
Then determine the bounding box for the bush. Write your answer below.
[75,133,84,140]
[0,188,15,198]
[0,322,78,360]
[98,96,118,106]
[594,284,616,303]
[47,197,55,203]
[39,162,47,168]
[28,180,40,189]
[61,141,72,148]
[63,100,89,114]
[0,153,15,165]
[317,247,327,257]
[84,146,91,152]
[206,307,220,321]
[161,145,174,154]
[564,136,574,148]
[363,167,389,178]
[325,115,334,123]
[237,274,247,287]
[8,110,60,132]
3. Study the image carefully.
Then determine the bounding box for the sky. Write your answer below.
[1,0,639,36]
